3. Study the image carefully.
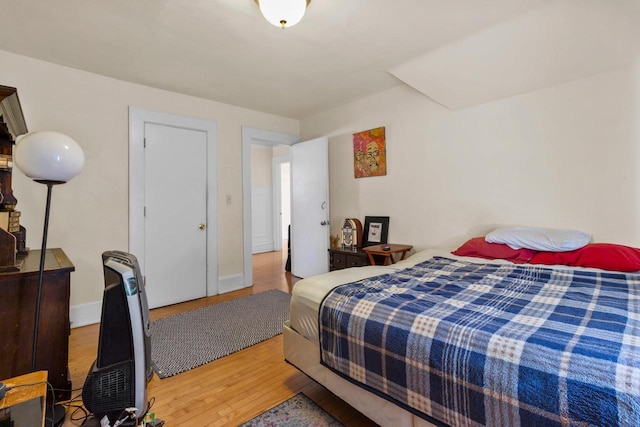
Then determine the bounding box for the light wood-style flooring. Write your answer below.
[62,248,377,426]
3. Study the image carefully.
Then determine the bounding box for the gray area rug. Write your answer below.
[150,289,291,378]
[240,393,345,427]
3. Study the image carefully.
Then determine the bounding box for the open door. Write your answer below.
[290,137,330,278]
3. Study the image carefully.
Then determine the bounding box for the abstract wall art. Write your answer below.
[353,126,386,178]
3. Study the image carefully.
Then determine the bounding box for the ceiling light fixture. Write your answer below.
[257,0,310,29]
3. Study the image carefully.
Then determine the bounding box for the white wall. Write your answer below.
[251,145,274,253]
[280,162,291,239]
[250,145,273,186]
[251,185,274,253]
[250,145,291,252]
[0,49,298,323]
[301,61,640,251]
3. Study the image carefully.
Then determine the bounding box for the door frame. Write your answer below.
[129,107,219,296]
[242,127,298,287]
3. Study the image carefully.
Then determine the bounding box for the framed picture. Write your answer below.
[363,216,389,247]
[353,126,387,178]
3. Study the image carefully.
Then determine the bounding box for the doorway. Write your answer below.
[272,157,290,252]
[129,107,218,308]
[242,127,298,287]
[250,146,290,254]
[242,129,330,287]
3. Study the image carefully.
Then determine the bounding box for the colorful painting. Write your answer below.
[353,126,386,178]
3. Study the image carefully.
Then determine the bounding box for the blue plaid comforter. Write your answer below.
[319,257,640,426]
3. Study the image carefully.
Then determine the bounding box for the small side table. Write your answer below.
[363,244,413,266]
[0,370,47,427]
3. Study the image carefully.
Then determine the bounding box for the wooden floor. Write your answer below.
[62,248,378,426]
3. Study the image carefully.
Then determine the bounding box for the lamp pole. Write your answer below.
[31,180,63,372]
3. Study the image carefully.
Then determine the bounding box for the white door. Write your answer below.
[291,137,330,278]
[130,108,218,306]
[143,123,208,307]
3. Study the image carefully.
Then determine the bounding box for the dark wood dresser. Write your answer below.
[328,246,371,271]
[0,248,74,401]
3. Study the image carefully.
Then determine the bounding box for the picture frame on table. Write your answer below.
[363,216,389,247]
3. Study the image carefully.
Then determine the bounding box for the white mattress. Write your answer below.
[289,248,525,341]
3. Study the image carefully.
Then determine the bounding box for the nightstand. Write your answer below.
[363,244,413,266]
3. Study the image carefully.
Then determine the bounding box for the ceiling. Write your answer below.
[0,0,636,119]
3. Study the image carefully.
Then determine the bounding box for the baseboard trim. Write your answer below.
[71,275,248,328]
[252,243,275,254]
[70,301,102,328]
[218,273,249,294]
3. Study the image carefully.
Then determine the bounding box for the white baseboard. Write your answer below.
[70,300,102,328]
[252,243,275,254]
[70,275,249,329]
[218,273,249,294]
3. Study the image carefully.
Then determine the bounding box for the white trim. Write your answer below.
[242,127,298,287]
[253,242,275,254]
[70,301,102,328]
[218,274,245,294]
[129,107,219,296]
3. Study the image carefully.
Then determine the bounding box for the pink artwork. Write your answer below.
[353,127,386,178]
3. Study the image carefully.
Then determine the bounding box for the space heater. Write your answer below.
[81,251,152,424]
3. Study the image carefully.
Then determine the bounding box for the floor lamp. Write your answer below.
[14,130,84,427]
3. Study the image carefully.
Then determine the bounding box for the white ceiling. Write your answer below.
[391,0,640,110]
[0,0,636,119]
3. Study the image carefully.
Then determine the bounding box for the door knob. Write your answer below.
[320,221,327,226]
[199,223,206,230]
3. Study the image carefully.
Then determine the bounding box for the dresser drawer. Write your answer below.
[330,252,347,270]
[328,247,370,271]
[346,254,367,268]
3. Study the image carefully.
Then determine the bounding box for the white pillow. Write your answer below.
[485,227,591,252]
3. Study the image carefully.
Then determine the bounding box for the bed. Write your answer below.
[283,244,640,427]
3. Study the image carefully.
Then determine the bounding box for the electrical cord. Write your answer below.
[69,395,159,426]
[1,383,164,426]
[45,381,57,427]
[58,390,90,424]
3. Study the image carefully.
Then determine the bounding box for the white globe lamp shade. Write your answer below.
[259,0,307,29]
[14,131,84,183]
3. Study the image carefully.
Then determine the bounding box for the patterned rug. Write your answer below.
[150,289,291,378]
[240,394,345,427]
